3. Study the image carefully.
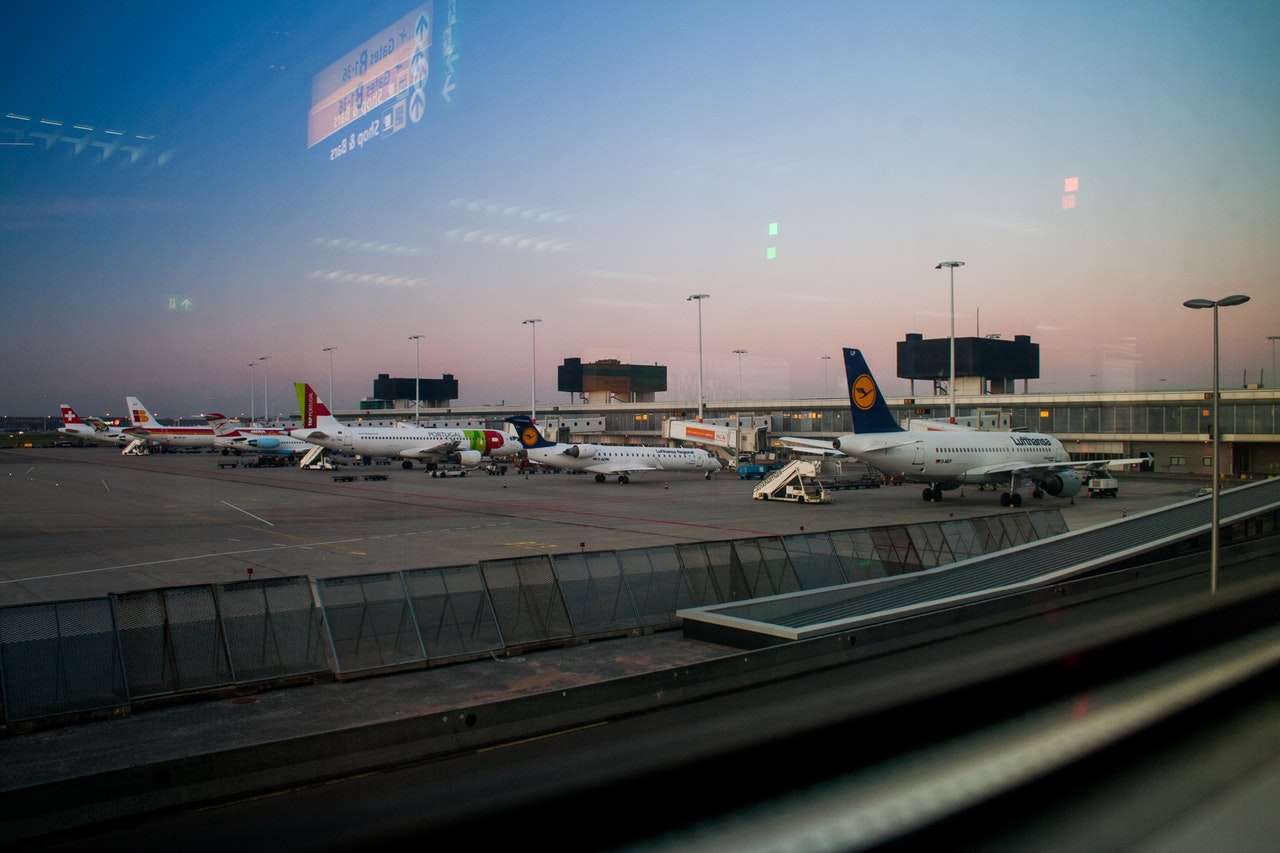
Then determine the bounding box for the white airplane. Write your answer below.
[58,404,131,445]
[207,415,312,456]
[506,415,721,483]
[290,382,522,469]
[124,396,226,450]
[779,348,1147,507]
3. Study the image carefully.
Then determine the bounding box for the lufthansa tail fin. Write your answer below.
[843,348,904,434]
[506,415,556,449]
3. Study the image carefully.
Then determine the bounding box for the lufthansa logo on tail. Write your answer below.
[520,426,540,447]
[852,374,877,410]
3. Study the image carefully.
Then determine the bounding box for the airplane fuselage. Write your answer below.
[292,425,521,461]
[837,430,1069,487]
[527,443,720,476]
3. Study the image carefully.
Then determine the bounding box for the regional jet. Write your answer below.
[779,348,1146,507]
[207,415,312,456]
[290,383,521,469]
[506,415,721,483]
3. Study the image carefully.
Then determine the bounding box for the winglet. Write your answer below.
[843,348,905,434]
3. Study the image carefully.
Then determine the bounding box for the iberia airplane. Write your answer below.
[124,396,225,450]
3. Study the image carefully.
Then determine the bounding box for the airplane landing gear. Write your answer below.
[923,486,943,501]
[1000,492,1023,507]
[594,473,607,483]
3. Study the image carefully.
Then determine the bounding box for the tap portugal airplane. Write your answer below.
[290,383,521,469]
[506,415,721,483]
[780,348,1147,507]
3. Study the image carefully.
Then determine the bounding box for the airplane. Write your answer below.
[123,396,226,450]
[207,415,313,456]
[58,405,131,446]
[290,382,522,469]
[506,415,721,483]
[779,347,1148,507]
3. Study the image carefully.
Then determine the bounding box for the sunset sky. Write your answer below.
[3,1,1277,420]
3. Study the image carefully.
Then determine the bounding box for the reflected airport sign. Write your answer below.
[168,296,194,311]
[309,3,443,158]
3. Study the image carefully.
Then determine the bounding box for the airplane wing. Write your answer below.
[777,437,841,456]
[583,460,661,475]
[964,457,1152,481]
[399,441,460,460]
[293,429,330,441]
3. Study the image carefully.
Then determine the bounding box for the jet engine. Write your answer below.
[246,437,281,449]
[1039,469,1083,498]
[563,445,596,459]
[448,450,483,468]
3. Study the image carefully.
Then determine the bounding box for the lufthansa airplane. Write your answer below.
[290,383,522,469]
[780,348,1145,507]
[507,415,721,483]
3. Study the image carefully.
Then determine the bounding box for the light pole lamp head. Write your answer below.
[687,293,709,301]
[523,318,541,326]
[935,261,965,270]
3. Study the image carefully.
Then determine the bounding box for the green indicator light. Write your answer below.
[768,222,778,236]
[766,247,776,260]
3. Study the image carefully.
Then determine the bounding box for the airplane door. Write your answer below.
[913,441,925,465]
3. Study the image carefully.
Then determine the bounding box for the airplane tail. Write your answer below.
[505,415,556,449]
[126,396,157,428]
[843,348,904,434]
[205,414,236,435]
[60,404,83,427]
[294,382,339,431]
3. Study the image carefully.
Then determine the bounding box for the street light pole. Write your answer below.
[687,294,710,420]
[733,349,747,400]
[409,335,424,425]
[248,362,256,423]
[323,347,337,410]
[822,355,832,397]
[1268,335,1280,389]
[1184,293,1250,594]
[935,261,965,422]
[523,319,542,422]
[258,356,271,424]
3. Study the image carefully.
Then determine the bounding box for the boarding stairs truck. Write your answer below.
[752,460,830,503]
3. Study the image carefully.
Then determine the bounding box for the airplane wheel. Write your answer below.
[402,460,413,469]
[1012,493,1023,507]
[595,474,606,483]
[922,487,933,502]
[1000,492,1011,507]
[1032,489,1044,499]
[618,475,630,484]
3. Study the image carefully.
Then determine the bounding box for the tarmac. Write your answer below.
[0,445,1219,844]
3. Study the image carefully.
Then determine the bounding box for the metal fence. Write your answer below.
[0,511,1066,725]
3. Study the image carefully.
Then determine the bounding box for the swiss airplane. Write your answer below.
[290,382,522,469]
[207,415,313,456]
[506,415,721,483]
[124,397,226,450]
[58,405,131,446]
[780,348,1146,507]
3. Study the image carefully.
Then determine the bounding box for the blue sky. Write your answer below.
[3,1,1277,420]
